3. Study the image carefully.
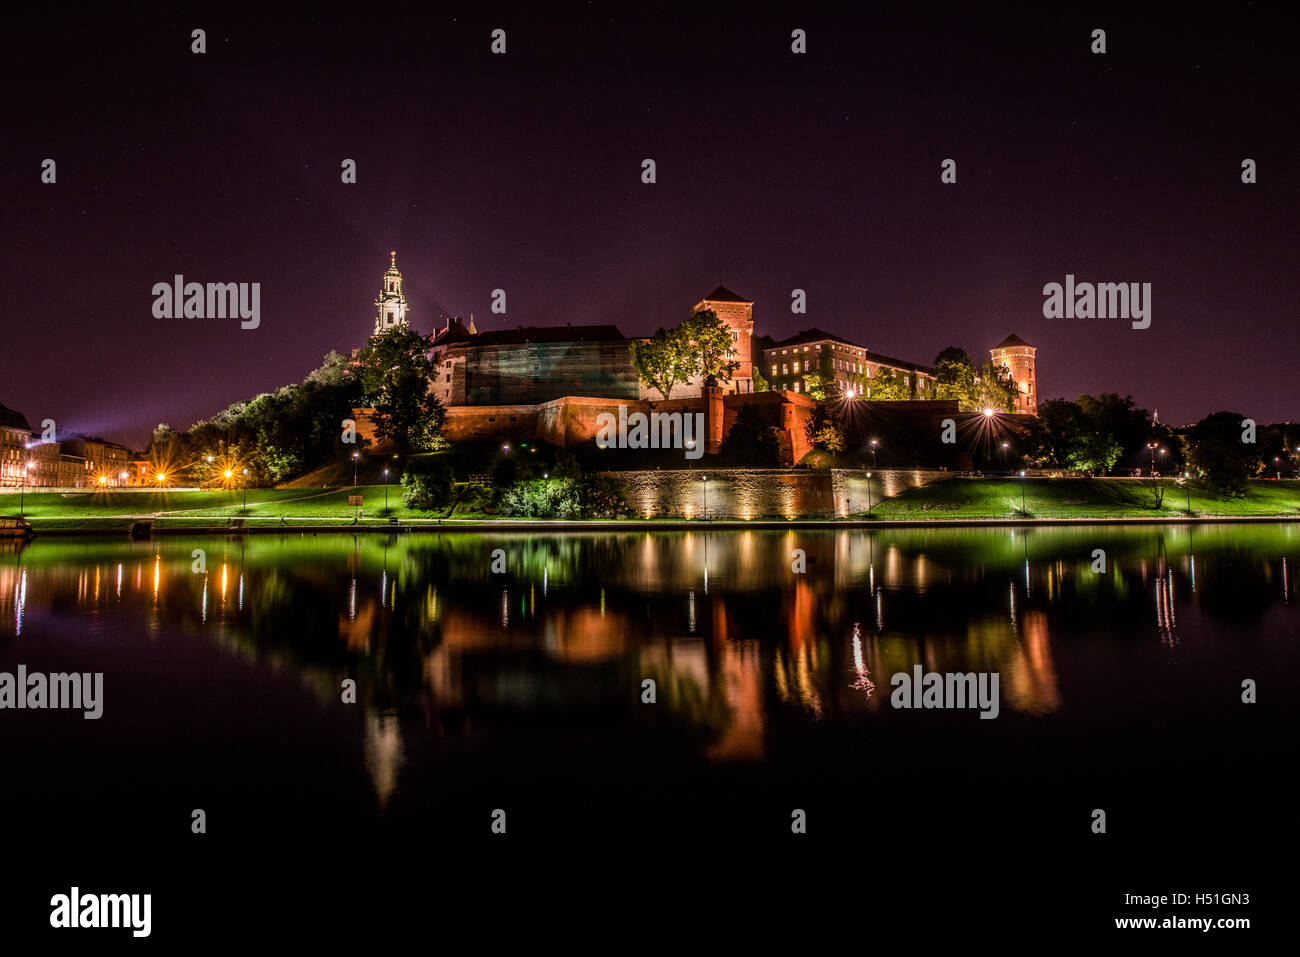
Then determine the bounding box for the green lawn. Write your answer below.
[7,477,1300,530]
[872,477,1300,519]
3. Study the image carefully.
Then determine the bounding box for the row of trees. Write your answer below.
[151,326,447,485]
[1022,398,1297,492]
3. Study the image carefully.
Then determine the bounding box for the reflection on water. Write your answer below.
[2,525,1298,801]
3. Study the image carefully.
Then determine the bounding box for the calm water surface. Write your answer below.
[2,526,1295,933]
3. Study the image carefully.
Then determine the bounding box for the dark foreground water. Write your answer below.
[1,525,1295,942]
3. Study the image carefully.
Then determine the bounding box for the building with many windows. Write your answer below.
[0,404,34,488]
[762,329,938,399]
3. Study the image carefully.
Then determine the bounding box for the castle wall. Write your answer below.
[606,467,950,519]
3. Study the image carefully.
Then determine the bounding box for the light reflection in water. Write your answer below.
[1,525,1296,780]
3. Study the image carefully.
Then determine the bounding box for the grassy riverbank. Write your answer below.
[871,477,1300,519]
[5,477,1300,532]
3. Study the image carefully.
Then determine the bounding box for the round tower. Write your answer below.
[990,333,1037,414]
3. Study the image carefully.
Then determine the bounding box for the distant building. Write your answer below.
[990,333,1037,414]
[762,329,937,399]
[0,404,33,488]
[60,436,133,486]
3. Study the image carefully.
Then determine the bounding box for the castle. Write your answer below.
[356,253,1037,460]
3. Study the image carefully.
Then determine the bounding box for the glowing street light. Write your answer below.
[866,471,873,515]
[383,467,390,510]
[870,439,879,470]
[352,452,359,487]
[19,463,30,517]
[1018,469,1027,515]
[241,468,249,512]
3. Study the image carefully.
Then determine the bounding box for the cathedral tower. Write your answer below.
[373,250,410,334]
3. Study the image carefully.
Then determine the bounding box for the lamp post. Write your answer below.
[224,470,233,510]
[686,439,695,472]
[1001,441,1009,471]
[1184,472,1192,515]
[701,474,708,521]
[1147,442,1157,477]
[19,464,29,518]
[352,452,359,488]
[383,468,390,510]
[1019,469,1027,515]
[870,439,879,471]
[241,468,248,512]
[866,471,873,516]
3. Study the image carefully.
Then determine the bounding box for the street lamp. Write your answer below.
[1146,442,1157,477]
[1001,441,1009,471]
[1019,469,1027,515]
[685,439,695,472]
[870,439,879,470]
[701,474,708,520]
[1184,471,1192,514]
[383,467,390,510]
[866,471,873,516]
[19,464,29,518]
[241,468,249,512]
[352,452,359,487]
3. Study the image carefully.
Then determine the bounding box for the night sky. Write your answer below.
[4,4,1297,449]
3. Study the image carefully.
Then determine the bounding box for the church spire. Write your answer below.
[373,250,410,335]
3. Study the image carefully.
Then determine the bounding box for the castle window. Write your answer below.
[793,361,800,373]
[771,365,777,377]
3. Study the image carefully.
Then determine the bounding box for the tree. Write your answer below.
[867,366,911,401]
[1027,399,1087,469]
[1076,393,1152,469]
[812,424,845,452]
[629,326,696,401]
[719,403,782,466]
[972,361,1017,413]
[401,460,455,511]
[802,372,831,400]
[1188,411,1260,493]
[681,309,739,386]
[1071,430,1123,475]
[354,326,446,453]
[752,364,770,393]
[934,347,977,407]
